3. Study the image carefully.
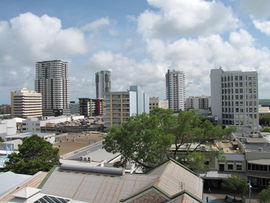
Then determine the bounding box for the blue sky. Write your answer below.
[1,0,270,104]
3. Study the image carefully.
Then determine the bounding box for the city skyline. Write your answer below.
[2,0,270,104]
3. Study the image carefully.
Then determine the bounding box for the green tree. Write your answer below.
[103,108,235,170]
[262,128,270,133]
[260,114,270,126]
[103,111,174,169]
[222,176,248,199]
[5,135,59,175]
[0,137,4,142]
[258,186,270,203]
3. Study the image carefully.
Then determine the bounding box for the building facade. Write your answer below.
[104,86,149,128]
[149,97,169,111]
[210,68,259,134]
[185,96,211,110]
[166,69,185,112]
[11,88,42,118]
[95,70,111,99]
[35,60,70,116]
[79,98,104,117]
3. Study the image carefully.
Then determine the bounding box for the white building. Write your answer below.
[11,88,42,118]
[0,119,16,139]
[35,60,70,116]
[95,70,111,99]
[104,86,149,127]
[210,68,259,134]
[185,96,211,110]
[21,115,84,133]
[166,69,185,112]
[149,97,168,111]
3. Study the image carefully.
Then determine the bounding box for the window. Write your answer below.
[236,164,242,171]
[228,164,234,170]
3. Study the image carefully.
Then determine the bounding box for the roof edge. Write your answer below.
[37,165,58,189]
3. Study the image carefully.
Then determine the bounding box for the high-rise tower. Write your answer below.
[166,69,185,112]
[35,60,69,116]
[95,70,111,99]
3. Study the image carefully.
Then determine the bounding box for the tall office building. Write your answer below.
[11,88,42,118]
[104,86,149,127]
[35,60,69,116]
[166,69,185,112]
[211,68,259,134]
[95,70,111,99]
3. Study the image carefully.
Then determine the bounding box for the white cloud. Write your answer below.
[0,12,86,67]
[137,0,239,38]
[253,20,270,35]
[144,30,270,97]
[85,29,270,99]
[0,12,87,103]
[82,17,110,32]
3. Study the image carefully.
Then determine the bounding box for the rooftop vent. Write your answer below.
[60,163,125,176]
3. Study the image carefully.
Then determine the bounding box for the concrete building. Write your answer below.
[95,70,111,99]
[21,116,84,133]
[211,68,259,134]
[104,86,149,127]
[149,97,168,111]
[11,88,42,118]
[185,96,211,110]
[79,98,103,117]
[166,69,185,112]
[104,91,136,127]
[0,119,16,139]
[35,60,70,116]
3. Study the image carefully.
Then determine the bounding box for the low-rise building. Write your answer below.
[149,97,168,111]
[10,159,204,203]
[21,115,84,133]
[0,119,16,139]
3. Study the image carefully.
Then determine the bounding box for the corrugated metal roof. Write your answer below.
[40,160,203,203]
[0,172,32,196]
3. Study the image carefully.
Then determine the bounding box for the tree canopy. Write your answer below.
[260,114,270,126]
[5,135,59,175]
[103,108,235,170]
[222,176,248,199]
[258,186,270,203]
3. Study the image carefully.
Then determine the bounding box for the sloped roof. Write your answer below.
[40,159,203,203]
[13,187,40,199]
[0,172,32,196]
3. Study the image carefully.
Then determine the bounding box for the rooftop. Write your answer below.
[39,159,203,203]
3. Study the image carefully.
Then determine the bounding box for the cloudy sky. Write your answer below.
[1,0,270,104]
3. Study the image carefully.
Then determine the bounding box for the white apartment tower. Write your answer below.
[96,70,111,99]
[166,69,185,112]
[211,68,259,134]
[11,88,42,118]
[35,60,70,116]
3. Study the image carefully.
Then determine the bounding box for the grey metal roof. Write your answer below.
[248,159,270,165]
[223,154,245,161]
[41,169,157,203]
[40,160,203,203]
[0,172,32,196]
